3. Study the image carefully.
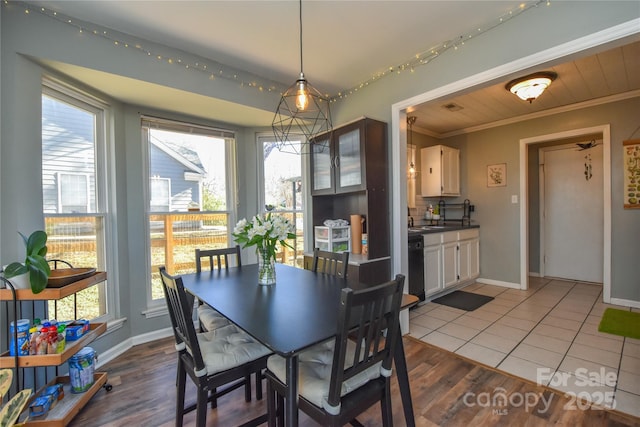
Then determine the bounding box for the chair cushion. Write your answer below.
[197,324,271,374]
[197,305,230,331]
[267,339,383,411]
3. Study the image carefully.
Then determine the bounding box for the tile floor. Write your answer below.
[409,277,640,418]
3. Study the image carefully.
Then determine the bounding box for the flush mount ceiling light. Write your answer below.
[505,71,557,103]
[272,0,332,154]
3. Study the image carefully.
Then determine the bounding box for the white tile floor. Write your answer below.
[409,277,640,418]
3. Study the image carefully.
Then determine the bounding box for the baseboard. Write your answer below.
[609,297,640,309]
[475,277,522,289]
[97,327,173,368]
[528,271,541,277]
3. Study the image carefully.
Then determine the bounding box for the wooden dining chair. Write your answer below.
[159,266,271,427]
[311,248,349,278]
[265,274,405,427]
[195,246,242,333]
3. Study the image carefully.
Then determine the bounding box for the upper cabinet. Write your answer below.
[420,145,460,197]
[310,118,386,196]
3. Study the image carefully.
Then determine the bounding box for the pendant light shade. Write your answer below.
[272,0,331,153]
[505,71,557,103]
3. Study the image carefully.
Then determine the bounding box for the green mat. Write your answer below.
[598,308,640,340]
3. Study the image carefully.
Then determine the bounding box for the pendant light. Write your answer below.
[272,0,332,154]
[407,115,417,178]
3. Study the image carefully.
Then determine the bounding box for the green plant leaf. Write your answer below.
[27,266,48,294]
[2,263,26,279]
[25,230,47,256]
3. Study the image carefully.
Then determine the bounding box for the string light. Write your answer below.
[3,0,548,103]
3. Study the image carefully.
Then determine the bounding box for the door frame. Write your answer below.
[519,125,611,301]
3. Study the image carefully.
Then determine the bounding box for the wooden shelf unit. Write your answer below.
[0,323,106,368]
[1,271,109,427]
[0,272,107,301]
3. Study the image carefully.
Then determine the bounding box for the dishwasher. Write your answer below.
[408,234,425,302]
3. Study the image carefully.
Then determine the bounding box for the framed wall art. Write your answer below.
[487,163,506,187]
[624,139,640,209]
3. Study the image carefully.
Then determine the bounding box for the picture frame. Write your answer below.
[623,139,640,209]
[487,163,506,187]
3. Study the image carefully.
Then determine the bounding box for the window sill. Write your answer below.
[142,304,168,319]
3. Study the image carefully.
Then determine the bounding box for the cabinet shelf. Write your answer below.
[0,322,106,368]
[0,272,107,301]
[21,373,108,427]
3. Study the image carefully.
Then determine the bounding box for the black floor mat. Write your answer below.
[432,290,494,311]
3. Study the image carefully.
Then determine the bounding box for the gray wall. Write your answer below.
[2,1,639,356]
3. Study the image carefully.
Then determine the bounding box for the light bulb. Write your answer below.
[295,79,309,111]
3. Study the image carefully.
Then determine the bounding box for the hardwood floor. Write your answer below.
[69,336,639,426]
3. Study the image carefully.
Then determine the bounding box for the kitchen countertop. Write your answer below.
[408,223,479,236]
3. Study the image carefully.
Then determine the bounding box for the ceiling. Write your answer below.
[24,1,640,135]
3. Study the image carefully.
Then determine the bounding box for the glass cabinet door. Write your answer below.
[311,136,332,193]
[336,127,363,190]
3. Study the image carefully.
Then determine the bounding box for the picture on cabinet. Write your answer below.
[487,163,506,187]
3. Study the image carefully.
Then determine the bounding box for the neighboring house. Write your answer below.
[42,96,96,215]
[149,138,206,212]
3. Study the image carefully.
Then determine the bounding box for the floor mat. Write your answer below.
[598,308,640,340]
[432,290,494,311]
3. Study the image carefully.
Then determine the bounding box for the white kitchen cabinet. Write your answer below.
[458,228,480,282]
[420,145,460,197]
[423,228,479,297]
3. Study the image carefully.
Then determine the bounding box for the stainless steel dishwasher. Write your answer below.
[408,234,425,301]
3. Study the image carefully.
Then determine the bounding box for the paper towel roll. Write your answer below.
[350,214,362,254]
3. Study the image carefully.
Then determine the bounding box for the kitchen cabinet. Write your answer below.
[421,145,460,197]
[423,228,479,296]
[310,118,386,196]
[0,272,110,426]
[311,117,389,260]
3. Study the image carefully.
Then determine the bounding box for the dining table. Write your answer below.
[181,262,417,427]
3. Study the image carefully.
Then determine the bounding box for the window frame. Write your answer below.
[42,77,119,325]
[142,116,238,310]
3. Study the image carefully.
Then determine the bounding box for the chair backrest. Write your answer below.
[326,274,405,410]
[195,245,242,273]
[159,266,206,372]
[312,248,349,278]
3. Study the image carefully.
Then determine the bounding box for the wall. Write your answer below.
[1,1,639,357]
[438,97,639,301]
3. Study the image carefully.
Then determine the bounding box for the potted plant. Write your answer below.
[0,369,32,426]
[3,230,51,294]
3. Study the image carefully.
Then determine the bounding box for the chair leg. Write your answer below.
[380,382,393,427]
[267,378,276,427]
[244,374,252,402]
[255,369,263,400]
[175,362,187,427]
[196,385,209,427]
[209,388,217,409]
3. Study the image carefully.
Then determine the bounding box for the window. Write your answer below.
[58,172,90,213]
[257,135,306,268]
[42,81,113,321]
[143,117,236,304]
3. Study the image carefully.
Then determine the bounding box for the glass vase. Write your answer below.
[257,247,276,285]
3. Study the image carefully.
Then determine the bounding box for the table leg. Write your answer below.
[285,355,299,427]
[395,327,415,427]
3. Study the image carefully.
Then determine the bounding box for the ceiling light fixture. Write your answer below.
[272,0,332,154]
[505,71,557,103]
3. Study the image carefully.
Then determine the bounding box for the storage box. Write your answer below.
[314,226,350,253]
[65,320,90,341]
[29,394,55,418]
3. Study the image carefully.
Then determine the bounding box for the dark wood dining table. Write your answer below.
[181,263,417,427]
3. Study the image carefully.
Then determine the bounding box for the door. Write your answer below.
[541,143,603,283]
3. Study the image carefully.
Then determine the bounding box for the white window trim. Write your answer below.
[142,117,238,310]
[43,76,120,322]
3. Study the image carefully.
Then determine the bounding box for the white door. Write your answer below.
[541,143,603,283]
